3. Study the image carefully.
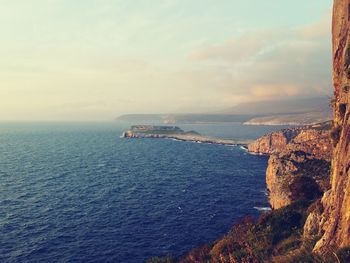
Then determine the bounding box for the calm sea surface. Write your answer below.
[0,122,286,263]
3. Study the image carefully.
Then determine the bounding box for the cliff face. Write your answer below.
[248,123,332,159]
[286,129,332,161]
[313,0,350,252]
[266,151,330,210]
[249,125,332,210]
[248,0,350,251]
[265,154,298,209]
[248,128,300,154]
[164,2,350,261]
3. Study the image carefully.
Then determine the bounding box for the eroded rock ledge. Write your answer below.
[248,122,332,210]
[248,122,332,159]
[152,1,350,260]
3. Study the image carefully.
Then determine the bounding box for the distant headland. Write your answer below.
[116,97,332,126]
[121,125,251,146]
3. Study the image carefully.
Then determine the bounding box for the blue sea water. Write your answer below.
[0,122,284,263]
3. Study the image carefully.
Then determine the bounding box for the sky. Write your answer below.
[0,0,333,121]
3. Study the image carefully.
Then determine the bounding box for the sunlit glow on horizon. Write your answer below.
[0,0,333,121]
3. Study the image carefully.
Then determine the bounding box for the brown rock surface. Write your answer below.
[248,124,332,161]
[288,129,332,161]
[249,124,332,210]
[266,151,330,210]
[266,154,298,209]
[248,128,300,154]
[313,0,350,252]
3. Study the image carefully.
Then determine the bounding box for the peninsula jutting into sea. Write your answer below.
[3,1,350,263]
[122,125,252,146]
[147,0,350,261]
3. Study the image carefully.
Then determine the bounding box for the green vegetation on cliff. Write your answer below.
[149,200,350,262]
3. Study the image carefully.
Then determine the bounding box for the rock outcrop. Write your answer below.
[159,2,350,261]
[249,123,332,210]
[248,128,300,154]
[312,0,350,253]
[248,122,332,158]
[122,125,252,146]
[266,151,330,210]
[248,122,332,209]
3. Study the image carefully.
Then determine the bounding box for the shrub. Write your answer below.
[273,247,327,263]
[177,202,312,262]
[344,45,350,67]
[345,45,350,78]
[254,201,309,246]
[147,255,176,263]
[307,198,324,215]
[336,246,350,262]
[210,217,258,260]
[329,98,336,109]
[180,245,212,263]
[339,103,347,119]
[346,67,350,79]
[274,234,302,256]
[331,126,342,146]
[289,176,323,202]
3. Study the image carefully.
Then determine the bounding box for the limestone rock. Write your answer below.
[303,200,324,239]
[248,129,300,154]
[249,123,332,210]
[313,0,350,252]
[248,123,332,161]
[266,151,329,210]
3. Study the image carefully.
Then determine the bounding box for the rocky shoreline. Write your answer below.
[123,123,332,211]
[169,122,336,263]
[122,125,252,147]
[150,1,350,260]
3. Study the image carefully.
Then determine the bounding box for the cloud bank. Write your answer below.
[187,12,332,104]
[0,1,332,120]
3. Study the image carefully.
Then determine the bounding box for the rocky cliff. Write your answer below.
[151,2,350,261]
[266,151,331,210]
[249,124,332,210]
[311,0,350,253]
[248,128,300,155]
[251,1,350,252]
[248,122,332,158]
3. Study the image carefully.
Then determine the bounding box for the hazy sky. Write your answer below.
[0,0,333,121]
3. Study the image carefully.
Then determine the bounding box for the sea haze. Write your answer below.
[0,122,282,262]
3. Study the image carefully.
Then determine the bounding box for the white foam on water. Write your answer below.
[239,146,248,151]
[254,206,272,212]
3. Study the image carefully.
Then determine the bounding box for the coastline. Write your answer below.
[122,132,252,147]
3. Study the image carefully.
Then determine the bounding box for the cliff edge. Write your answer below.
[149,1,350,261]
[248,124,332,210]
[312,0,350,253]
[248,122,332,158]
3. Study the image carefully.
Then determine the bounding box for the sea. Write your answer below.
[0,122,288,263]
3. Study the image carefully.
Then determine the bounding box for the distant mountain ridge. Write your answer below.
[219,97,332,115]
[116,114,259,124]
[244,111,332,126]
[117,97,332,125]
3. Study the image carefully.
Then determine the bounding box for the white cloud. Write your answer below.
[0,2,333,120]
[186,12,332,103]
